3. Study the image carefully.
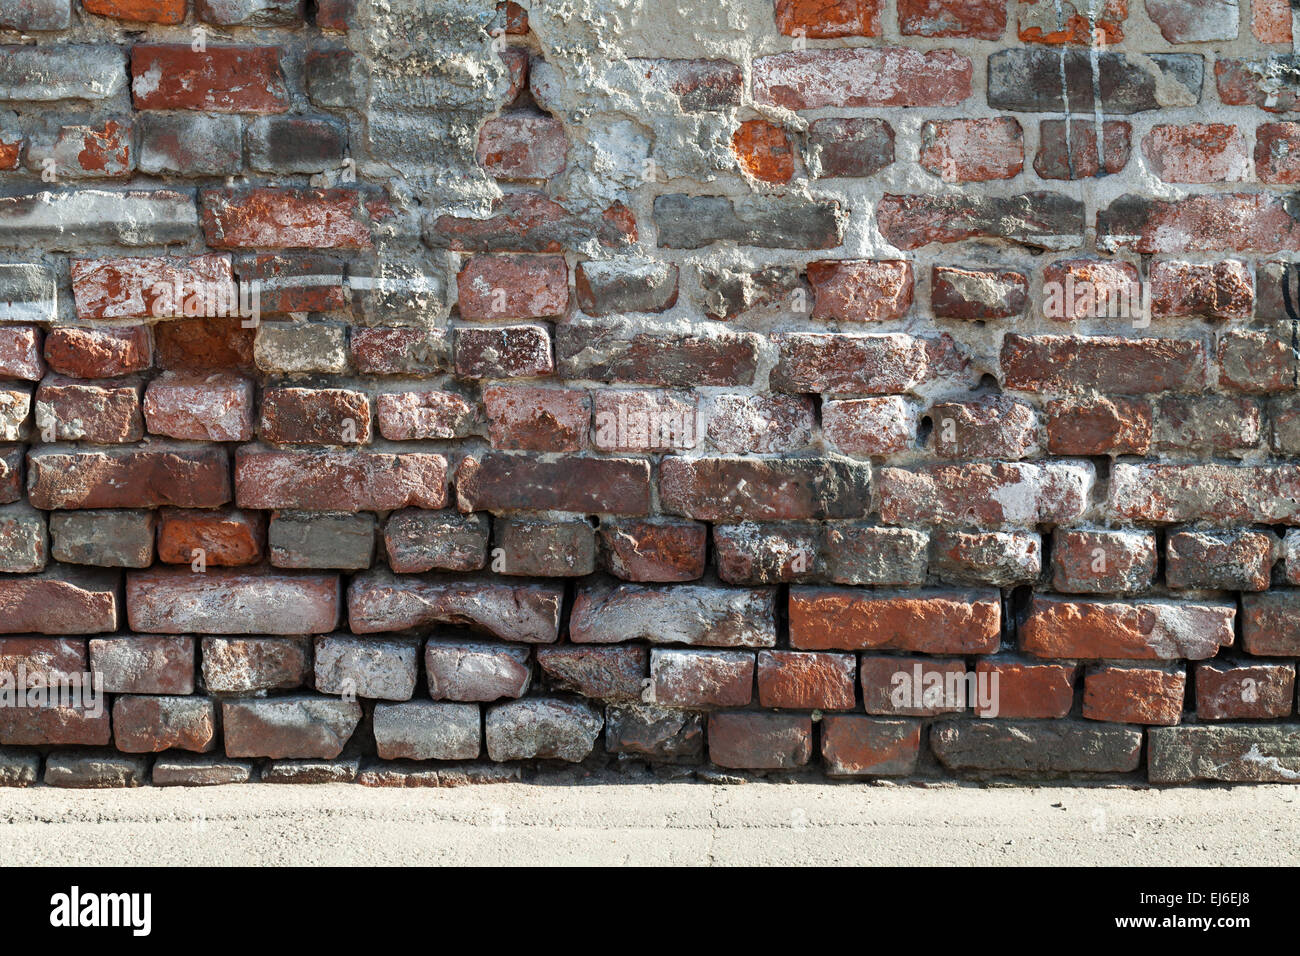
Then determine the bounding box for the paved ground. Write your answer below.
[1,776,1298,865]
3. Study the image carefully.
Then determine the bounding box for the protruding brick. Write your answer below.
[485,697,603,762]
[315,635,418,701]
[383,510,489,574]
[599,518,707,582]
[348,572,563,643]
[126,568,339,635]
[789,587,1000,653]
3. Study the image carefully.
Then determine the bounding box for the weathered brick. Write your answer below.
[0,502,46,572]
[27,118,133,179]
[485,697,603,762]
[269,512,375,570]
[622,58,742,112]
[1150,725,1300,783]
[1044,397,1152,455]
[826,525,929,587]
[1034,120,1130,179]
[599,518,707,582]
[373,701,480,760]
[1083,666,1184,725]
[861,655,967,716]
[975,658,1076,719]
[1021,595,1234,660]
[157,508,264,567]
[927,396,1039,458]
[201,636,308,693]
[605,703,703,760]
[259,387,371,446]
[383,510,489,573]
[930,530,1041,587]
[757,650,854,710]
[1001,334,1208,395]
[1143,124,1248,183]
[0,327,43,381]
[493,517,595,577]
[821,715,919,776]
[1051,529,1157,594]
[652,194,844,250]
[315,635,418,701]
[932,721,1142,774]
[0,567,117,634]
[44,325,151,379]
[570,582,776,647]
[1098,193,1300,254]
[28,445,230,510]
[425,639,531,702]
[455,325,553,379]
[1148,0,1238,42]
[138,113,243,177]
[476,114,568,180]
[576,260,678,316]
[698,264,801,320]
[201,188,386,249]
[1110,462,1300,524]
[822,396,916,456]
[457,453,649,515]
[806,117,894,178]
[1256,122,1300,184]
[713,522,821,585]
[1167,529,1276,591]
[132,44,289,112]
[807,259,912,322]
[988,49,1202,113]
[483,385,588,451]
[33,377,140,444]
[731,119,794,184]
[0,44,126,101]
[921,118,1023,182]
[651,648,754,708]
[932,267,1027,320]
[536,645,646,701]
[89,635,194,694]
[144,372,254,442]
[789,588,1000,653]
[84,0,184,21]
[114,696,217,753]
[1197,661,1294,720]
[1017,0,1125,41]
[878,461,1092,528]
[660,456,871,521]
[50,509,154,568]
[247,116,345,174]
[126,569,339,635]
[223,695,360,759]
[348,572,563,643]
[153,754,252,786]
[457,254,568,321]
[559,322,759,387]
[591,389,698,453]
[754,47,971,109]
[235,448,446,511]
[1150,260,1252,320]
[155,317,255,373]
[45,752,146,787]
[877,192,1085,251]
[708,712,811,770]
[1242,591,1300,655]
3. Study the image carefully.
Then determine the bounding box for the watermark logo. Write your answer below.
[890,664,1000,717]
[594,403,701,451]
[1042,273,1150,327]
[149,277,260,326]
[49,887,151,937]
[0,666,104,718]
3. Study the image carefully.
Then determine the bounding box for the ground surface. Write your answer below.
[0,775,1295,865]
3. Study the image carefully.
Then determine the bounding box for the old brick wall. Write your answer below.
[0,0,1299,788]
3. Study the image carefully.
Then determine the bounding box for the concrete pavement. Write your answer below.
[1,776,1297,865]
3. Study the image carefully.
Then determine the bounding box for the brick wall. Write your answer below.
[0,0,1298,788]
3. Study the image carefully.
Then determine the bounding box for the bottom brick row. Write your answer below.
[1,693,1297,787]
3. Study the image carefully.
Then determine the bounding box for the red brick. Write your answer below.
[661,456,871,521]
[237,253,346,314]
[431,192,633,254]
[920,118,1023,182]
[143,372,253,442]
[931,266,1027,319]
[757,650,855,710]
[1151,260,1252,320]
[1083,666,1184,725]
[753,48,972,109]
[114,696,216,753]
[898,0,1005,36]
[807,259,912,322]
[0,326,43,381]
[84,0,185,22]
[708,712,812,769]
[592,389,699,453]
[928,396,1039,459]
[1045,397,1152,455]
[1001,334,1208,395]
[930,530,1040,587]
[861,655,967,716]
[1098,193,1300,254]
[776,0,880,36]
[457,453,650,515]
[704,394,813,454]
[821,715,919,776]
[878,461,1092,527]
[0,569,118,634]
[457,254,568,321]
[876,192,1084,251]
[483,385,589,451]
[200,188,388,249]
[0,702,110,747]
[375,389,476,440]
[127,568,339,634]
[31,118,132,178]
[71,254,234,322]
[44,325,151,379]
[132,44,289,112]
[426,640,531,701]
[599,518,707,582]
[476,114,568,180]
[570,582,776,647]
[350,327,450,376]
[1242,592,1300,655]
[713,522,820,585]
[1021,595,1234,660]
[28,445,230,510]
[806,117,894,178]
[1109,462,1300,524]
[259,387,371,445]
[1196,662,1294,720]
[822,396,915,456]
[154,317,255,373]
[0,638,86,685]
[1255,123,1300,188]
[975,658,1076,719]
[1219,329,1297,394]
[222,696,360,759]
[235,448,446,511]
[1254,0,1292,41]
[731,119,793,183]
[0,446,22,504]
[1052,529,1157,594]
[383,510,487,573]
[1042,259,1140,322]
[558,323,759,387]
[157,508,264,566]
[1034,120,1130,179]
[89,635,195,695]
[348,573,563,643]
[651,648,753,708]
[455,325,553,379]
[536,645,646,701]
[1167,530,1277,592]
[1143,124,1248,183]
[789,587,1001,653]
[1018,0,1125,43]
[34,376,142,444]
[626,58,743,112]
